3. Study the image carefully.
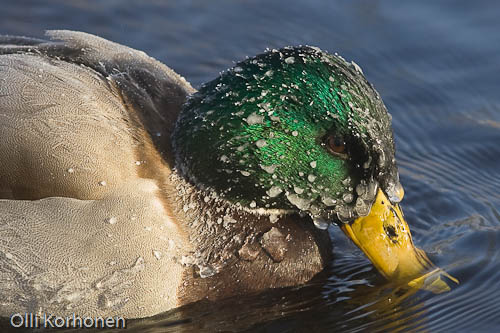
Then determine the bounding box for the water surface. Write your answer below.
[1,1,500,332]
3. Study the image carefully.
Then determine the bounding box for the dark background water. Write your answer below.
[1,1,500,332]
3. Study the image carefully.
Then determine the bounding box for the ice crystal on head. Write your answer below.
[356,182,367,196]
[321,196,336,206]
[343,193,353,204]
[255,139,267,148]
[267,186,283,198]
[355,197,371,216]
[286,193,312,210]
[350,60,364,74]
[342,177,351,186]
[260,164,277,174]
[312,217,329,230]
[294,186,304,194]
[385,180,403,203]
[245,112,265,125]
[336,205,355,222]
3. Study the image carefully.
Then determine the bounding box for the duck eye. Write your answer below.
[324,134,347,158]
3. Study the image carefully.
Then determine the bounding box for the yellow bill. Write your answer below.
[341,188,458,293]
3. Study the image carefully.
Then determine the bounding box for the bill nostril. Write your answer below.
[385,225,398,240]
[384,206,402,244]
[384,224,399,244]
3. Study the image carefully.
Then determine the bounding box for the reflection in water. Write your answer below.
[1,0,500,332]
[121,255,441,332]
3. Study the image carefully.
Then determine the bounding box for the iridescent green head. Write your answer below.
[173,46,401,224]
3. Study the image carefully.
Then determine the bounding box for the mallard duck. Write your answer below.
[0,31,453,319]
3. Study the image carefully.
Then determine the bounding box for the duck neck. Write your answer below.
[165,171,276,273]
[163,171,332,303]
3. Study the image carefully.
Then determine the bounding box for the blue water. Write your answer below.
[1,1,500,332]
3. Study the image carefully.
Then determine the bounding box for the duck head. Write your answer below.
[173,46,455,291]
